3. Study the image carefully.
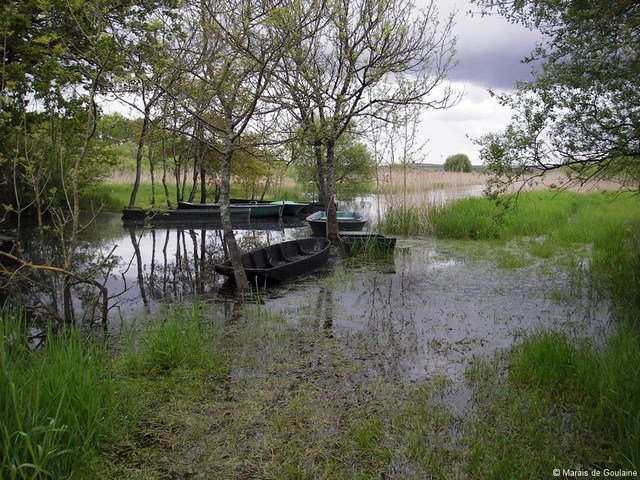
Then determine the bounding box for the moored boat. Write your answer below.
[337,231,396,253]
[305,210,367,236]
[177,200,283,218]
[214,237,331,286]
[270,200,308,216]
[122,206,251,227]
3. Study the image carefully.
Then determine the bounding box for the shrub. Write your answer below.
[443,153,472,173]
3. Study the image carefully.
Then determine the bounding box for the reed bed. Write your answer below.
[376,167,486,195]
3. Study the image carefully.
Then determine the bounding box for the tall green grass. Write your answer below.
[378,204,435,236]
[121,305,227,378]
[0,305,228,479]
[1,311,116,480]
[454,190,640,474]
[468,327,640,475]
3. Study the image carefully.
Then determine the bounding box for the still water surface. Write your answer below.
[15,189,611,389]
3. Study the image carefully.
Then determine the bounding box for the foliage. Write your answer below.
[443,153,472,173]
[295,133,376,200]
[472,0,640,195]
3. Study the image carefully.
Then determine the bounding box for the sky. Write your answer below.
[418,0,542,164]
[104,0,540,166]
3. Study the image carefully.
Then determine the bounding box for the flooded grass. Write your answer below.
[466,325,640,475]
[5,190,638,478]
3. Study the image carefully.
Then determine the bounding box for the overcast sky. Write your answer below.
[418,0,541,164]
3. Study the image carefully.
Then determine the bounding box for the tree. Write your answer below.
[279,0,458,240]
[471,0,640,195]
[155,0,302,289]
[294,133,376,200]
[444,153,472,173]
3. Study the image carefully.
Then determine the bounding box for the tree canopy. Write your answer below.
[471,0,640,194]
[444,153,472,173]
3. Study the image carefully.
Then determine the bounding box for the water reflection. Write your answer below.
[107,217,312,320]
[264,237,611,384]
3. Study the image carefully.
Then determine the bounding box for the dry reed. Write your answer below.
[376,167,487,195]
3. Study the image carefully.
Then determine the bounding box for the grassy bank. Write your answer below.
[0,306,227,480]
[427,191,640,474]
[1,312,117,480]
[84,182,310,210]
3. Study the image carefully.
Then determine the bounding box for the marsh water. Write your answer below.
[12,189,611,419]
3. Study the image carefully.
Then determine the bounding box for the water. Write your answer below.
[6,187,611,390]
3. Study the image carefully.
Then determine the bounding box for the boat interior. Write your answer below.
[242,241,311,269]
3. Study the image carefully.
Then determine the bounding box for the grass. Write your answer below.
[0,310,117,480]
[0,305,227,480]
[466,326,640,476]
[449,190,640,476]
[120,304,227,377]
[83,183,179,210]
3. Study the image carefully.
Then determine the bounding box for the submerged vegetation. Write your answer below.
[2,189,638,478]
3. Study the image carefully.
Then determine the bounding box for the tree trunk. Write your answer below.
[325,138,338,241]
[314,141,326,204]
[129,109,150,208]
[199,162,207,203]
[220,130,248,289]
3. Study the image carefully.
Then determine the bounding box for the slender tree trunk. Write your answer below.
[161,133,171,208]
[325,138,338,241]
[314,141,326,204]
[199,162,207,203]
[129,109,150,208]
[220,129,248,289]
[64,70,101,323]
[149,144,156,206]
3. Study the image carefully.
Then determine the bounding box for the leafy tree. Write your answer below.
[0,0,170,324]
[156,0,306,288]
[444,153,472,173]
[280,0,458,239]
[295,134,376,200]
[471,0,640,195]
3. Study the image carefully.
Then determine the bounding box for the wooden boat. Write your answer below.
[338,231,396,253]
[305,210,367,236]
[270,200,308,216]
[122,206,251,227]
[177,200,283,218]
[299,202,325,216]
[214,237,331,285]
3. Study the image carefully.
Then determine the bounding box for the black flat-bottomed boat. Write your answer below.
[214,237,331,286]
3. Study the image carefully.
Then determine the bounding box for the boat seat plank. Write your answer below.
[243,252,257,269]
[261,249,276,268]
[276,244,294,263]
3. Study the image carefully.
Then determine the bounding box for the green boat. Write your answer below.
[270,200,308,216]
[305,210,367,236]
[177,200,283,218]
[337,231,396,253]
